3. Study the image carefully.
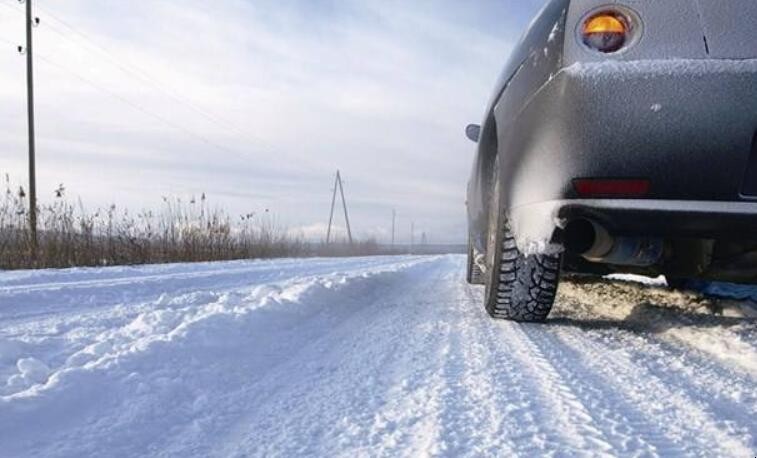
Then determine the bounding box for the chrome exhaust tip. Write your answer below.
[564,219,663,267]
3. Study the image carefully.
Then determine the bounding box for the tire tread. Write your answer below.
[485,233,560,322]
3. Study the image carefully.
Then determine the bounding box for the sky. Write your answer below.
[0,0,546,244]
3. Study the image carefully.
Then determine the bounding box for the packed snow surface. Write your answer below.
[1,256,755,457]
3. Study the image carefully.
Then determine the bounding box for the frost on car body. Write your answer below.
[465,0,757,322]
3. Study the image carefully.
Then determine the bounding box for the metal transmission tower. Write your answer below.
[325,170,353,245]
[19,0,40,260]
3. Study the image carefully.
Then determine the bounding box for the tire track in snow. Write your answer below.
[552,325,753,456]
[459,275,620,456]
[575,325,757,449]
[208,259,453,458]
[519,324,684,456]
[554,278,757,451]
[419,267,520,457]
[354,260,453,457]
[458,285,563,456]
[657,324,757,376]
[491,321,616,456]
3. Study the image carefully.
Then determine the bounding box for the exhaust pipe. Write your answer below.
[564,219,663,267]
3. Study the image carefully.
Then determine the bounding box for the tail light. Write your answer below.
[573,178,651,198]
[581,11,632,53]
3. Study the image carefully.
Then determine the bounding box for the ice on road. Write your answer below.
[0,256,755,457]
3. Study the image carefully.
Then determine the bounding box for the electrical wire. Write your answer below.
[0,36,18,48]
[0,2,23,51]
[1,0,293,165]
[32,0,281,154]
[34,52,258,161]
[0,0,21,14]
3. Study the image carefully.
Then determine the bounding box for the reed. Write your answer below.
[0,176,384,270]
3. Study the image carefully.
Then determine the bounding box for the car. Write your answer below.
[465,0,757,322]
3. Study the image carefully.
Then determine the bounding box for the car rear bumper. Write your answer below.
[509,198,757,253]
[496,58,757,213]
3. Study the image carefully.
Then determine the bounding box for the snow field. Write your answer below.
[0,255,755,457]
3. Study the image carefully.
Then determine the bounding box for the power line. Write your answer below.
[29,1,280,155]
[3,0,309,194]
[37,7,228,125]
[0,36,18,47]
[0,0,277,166]
[0,0,22,14]
[0,3,25,54]
[4,0,285,160]
[34,52,254,160]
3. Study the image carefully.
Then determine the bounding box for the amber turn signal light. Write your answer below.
[582,12,629,53]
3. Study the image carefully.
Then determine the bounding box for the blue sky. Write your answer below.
[0,0,546,243]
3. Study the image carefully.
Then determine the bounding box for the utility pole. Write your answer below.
[326,172,338,244]
[410,221,415,254]
[325,170,353,245]
[23,0,38,261]
[337,171,353,245]
[391,209,396,248]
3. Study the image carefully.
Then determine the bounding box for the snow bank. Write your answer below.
[0,256,437,456]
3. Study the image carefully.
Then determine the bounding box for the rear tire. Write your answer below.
[466,235,484,285]
[483,156,561,322]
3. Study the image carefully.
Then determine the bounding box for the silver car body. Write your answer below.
[468,0,757,282]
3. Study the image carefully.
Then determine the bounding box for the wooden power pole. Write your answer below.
[410,221,415,254]
[391,209,396,247]
[23,0,38,260]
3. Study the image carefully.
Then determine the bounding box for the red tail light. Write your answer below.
[573,179,651,197]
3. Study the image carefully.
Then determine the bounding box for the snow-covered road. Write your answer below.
[1,256,755,457]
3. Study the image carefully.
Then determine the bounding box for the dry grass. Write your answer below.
[0,176,382,270]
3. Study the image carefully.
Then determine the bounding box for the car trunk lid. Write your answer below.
[695,0,757,59]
